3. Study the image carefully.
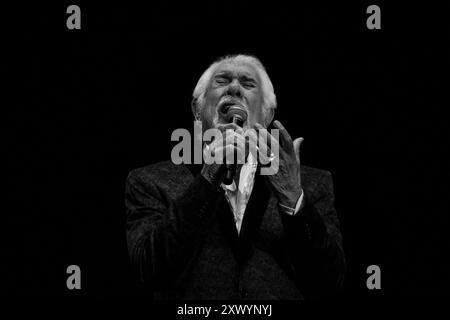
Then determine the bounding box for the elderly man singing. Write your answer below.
[125,54,346,300]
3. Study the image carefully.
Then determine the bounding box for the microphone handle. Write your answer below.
[223,116,243,185]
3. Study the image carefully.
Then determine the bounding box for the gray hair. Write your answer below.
[192,54,277,121]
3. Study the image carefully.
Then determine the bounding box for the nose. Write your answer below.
[225,79,243,98]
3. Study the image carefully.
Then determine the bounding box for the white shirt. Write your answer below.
[221,152,304,234]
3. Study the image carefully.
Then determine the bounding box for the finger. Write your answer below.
[208,129,243,148]
[207,132,224,150]
[254,123,280,155]
[227,134,247,162]
[293,137,304,164]
[244,129,259,159]
[273,120,293,153]
[208,130,246,162]
[253,122,265,130]
[253,125,269,153]
[218,145,245,165]
[253,125,277,165]
[223,130,246,148]
[256,132,273,165]
[216,123,241,133]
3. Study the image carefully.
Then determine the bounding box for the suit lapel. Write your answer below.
[185,163,272,263]
[214,193,240,258]
[214,173,271,263]
[236,172,271,262]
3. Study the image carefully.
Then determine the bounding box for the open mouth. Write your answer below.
[218,99,246,115]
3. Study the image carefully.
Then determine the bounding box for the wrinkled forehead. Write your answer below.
[213,60,260,81]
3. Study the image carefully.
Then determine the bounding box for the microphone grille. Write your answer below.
[226,106,248,122]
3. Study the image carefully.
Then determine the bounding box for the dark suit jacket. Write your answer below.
[125,161,345,300]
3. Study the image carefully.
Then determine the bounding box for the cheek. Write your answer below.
[247,111,265,127]
[200,105,218,129]
[205,88,221,105]
[248,98,266,122]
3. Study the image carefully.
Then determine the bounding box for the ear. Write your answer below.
[191,98,200,120]
[265,107,275,126]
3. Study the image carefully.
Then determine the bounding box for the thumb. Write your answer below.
[293,137,304,163]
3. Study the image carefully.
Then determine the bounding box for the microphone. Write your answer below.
[223,106,248,185]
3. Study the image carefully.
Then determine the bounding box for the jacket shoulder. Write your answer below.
[301,164,332,181]
[300,165,334,198]
[126,161,193,192]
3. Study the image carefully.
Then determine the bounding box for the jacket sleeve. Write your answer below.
[279,171,346,298]
[125,170,221,290]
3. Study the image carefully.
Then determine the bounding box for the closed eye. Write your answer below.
[240,76,257,88]
[214,76,230,85]
[242,81,256,89]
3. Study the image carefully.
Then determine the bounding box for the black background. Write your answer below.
[4,1,449,297]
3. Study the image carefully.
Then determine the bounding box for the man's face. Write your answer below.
[199,61,265,131]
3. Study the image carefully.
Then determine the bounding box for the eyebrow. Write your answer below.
[214,71,258,83]
[240,75,257,83]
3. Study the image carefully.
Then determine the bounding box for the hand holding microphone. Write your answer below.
[200,106,248,188]
[222,106,248,185]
